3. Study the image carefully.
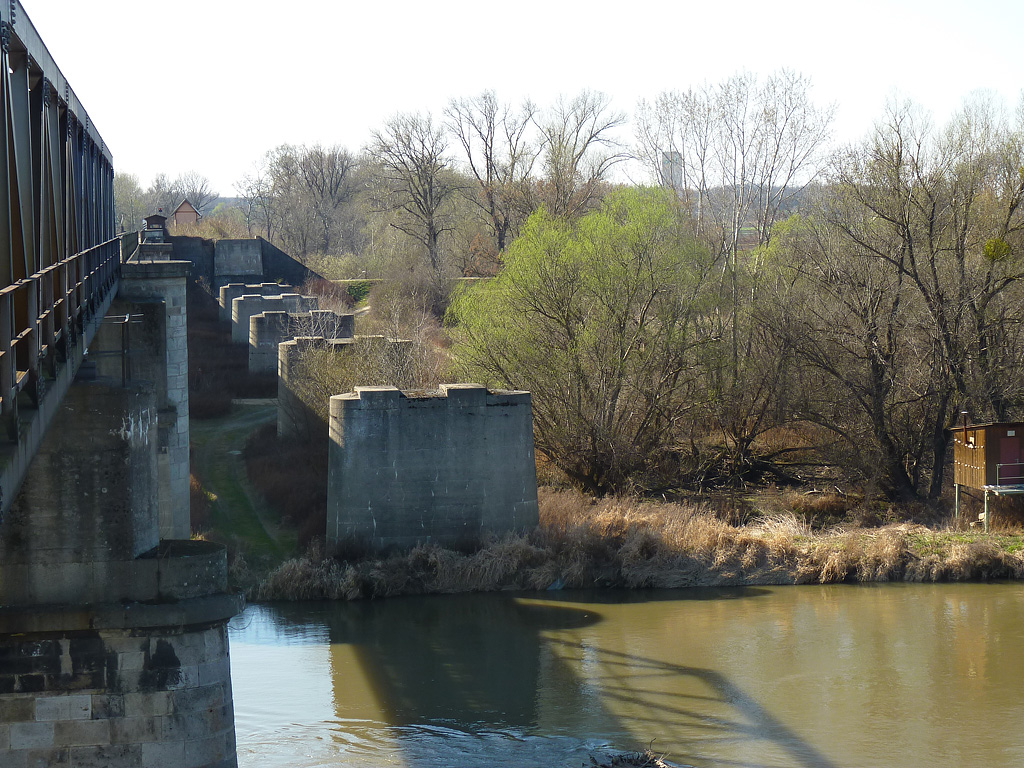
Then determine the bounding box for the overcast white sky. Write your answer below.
[21,0,1024,195]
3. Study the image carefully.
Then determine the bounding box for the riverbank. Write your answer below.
[248,488,1024,601]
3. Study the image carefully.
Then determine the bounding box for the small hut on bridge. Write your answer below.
[142,210,167,243]
[952,420,1024,531]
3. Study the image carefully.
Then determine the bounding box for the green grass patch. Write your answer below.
[190,403,299,570]
[333,279,379,304]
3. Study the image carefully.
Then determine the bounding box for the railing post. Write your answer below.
[73,251,85,328]
[83,244,94,315]
[26,275,40,405]
[58,259,71,359]
[0,288,16,439]
[42,267,55,374]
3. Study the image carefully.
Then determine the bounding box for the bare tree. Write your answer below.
[445,91,539,253]
[295,144,357,253]
[635,71,834,481]
[636,71,834,256]
[141,173,178,217]
[776,96,1024,500]
[369,112,462,277]
[535,90,627,219]
[175,171,219,216]
[236,161,279,241]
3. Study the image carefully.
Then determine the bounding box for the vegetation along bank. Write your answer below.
[174,77,1024,602]
[246,490,1024,602]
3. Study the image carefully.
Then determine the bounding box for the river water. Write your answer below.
[229,583,1024,767]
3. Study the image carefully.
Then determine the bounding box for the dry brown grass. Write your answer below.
[251,487,1024,601]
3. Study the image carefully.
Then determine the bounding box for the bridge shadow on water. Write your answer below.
[261,588,840,768]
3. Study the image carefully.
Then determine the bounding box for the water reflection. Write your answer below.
[231,583,1024,768]
[325,594,601,728]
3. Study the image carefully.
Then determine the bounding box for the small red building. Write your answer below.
[952,421,1024,530]
[172,199,200,228]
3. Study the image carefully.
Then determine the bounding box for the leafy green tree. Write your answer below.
[449,188,714,493]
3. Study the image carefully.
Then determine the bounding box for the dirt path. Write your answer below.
[190,402,295,565]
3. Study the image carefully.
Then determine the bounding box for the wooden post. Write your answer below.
[984,490,990,534]
[955,484,960,524]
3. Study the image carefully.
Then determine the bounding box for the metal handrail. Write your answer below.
[0,237,121,424]
[996,462,1024,486]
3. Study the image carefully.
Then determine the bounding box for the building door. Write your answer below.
[999,437,1023,484]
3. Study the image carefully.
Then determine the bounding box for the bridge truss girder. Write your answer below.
[0,2,119,513]
[0,1,113,286]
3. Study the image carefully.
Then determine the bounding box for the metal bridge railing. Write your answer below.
[0,237,120,436]
[996,462,1024,487]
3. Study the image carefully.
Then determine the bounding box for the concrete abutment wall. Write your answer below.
[231,293,313,345]
[218,282,288,324]
[327,384,540,551]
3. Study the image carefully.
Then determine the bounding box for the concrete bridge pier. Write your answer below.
[98,260,192,539]
[0,261,240,767]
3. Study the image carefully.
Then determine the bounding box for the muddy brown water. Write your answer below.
[230,583,1024,767]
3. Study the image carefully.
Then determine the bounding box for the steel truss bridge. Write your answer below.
[0,1,119,514]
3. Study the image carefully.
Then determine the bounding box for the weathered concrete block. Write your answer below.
[1,622,237,766]
[184,730,235,768]
[34,694,90,722]
[67,743,142,768]
[217,284,247,323]
[123,691,172,719]
[213,240,262,279]
[248,311,290,373]
[163,665,199,692]
[328,384,539,550]
[142,740,185,765]
[90,694,125,720]
[108,716,161,744]
[24,747,68,766]
[196,656,229,686]
[118,652,146,672]
[249,305,354,374]
[1,383,160,604]
[161,709,219,743]
[9,722,54,750]
[171,684,224,714]
[52,719,111,747]
[230,295,262,344]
